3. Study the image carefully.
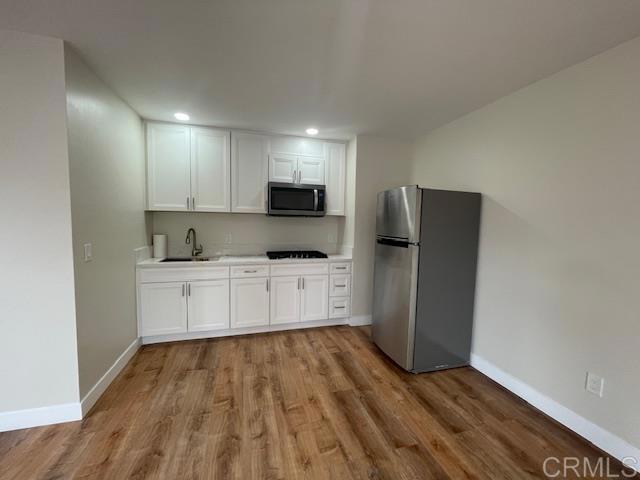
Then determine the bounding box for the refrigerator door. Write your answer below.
[372,237,420,370]
[375,186,422,243]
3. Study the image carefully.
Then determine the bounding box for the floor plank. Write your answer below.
[0,326,634,479]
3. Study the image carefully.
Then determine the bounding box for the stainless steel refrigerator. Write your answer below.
[372,186,481,373]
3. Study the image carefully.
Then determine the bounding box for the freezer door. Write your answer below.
[372,237,420,370]
[375,186,422,243]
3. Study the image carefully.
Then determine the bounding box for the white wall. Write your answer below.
[351,135,412,317]
[411,36,640,450]
[152,213,342,257]
[0,30,79,412]
[65,47,149,399]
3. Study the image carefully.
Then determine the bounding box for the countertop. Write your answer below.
[137,253,352,268]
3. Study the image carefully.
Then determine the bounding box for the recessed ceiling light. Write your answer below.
[306,127,319,135]
[174,112,190,121]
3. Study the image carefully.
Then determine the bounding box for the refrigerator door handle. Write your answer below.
[376,237,419,247]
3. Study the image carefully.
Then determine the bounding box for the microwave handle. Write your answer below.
[314,189,318,211]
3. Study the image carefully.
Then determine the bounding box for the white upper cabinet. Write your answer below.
[300,275,329,322]
[231,132,269,213]
[298,155,325,185]
[188,280,230,331]
[325,143,346,215]
[269,154,325,184]
[147,123,191,211]
[269,153,298,183]
[146,122,230,212]
[190,127,230,212]
[270,276,301,325]
[147,122,346,214]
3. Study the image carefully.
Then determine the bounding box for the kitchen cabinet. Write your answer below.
[146,122,230,212]
[231,132,269,213]
[188,280,230,331]
[230,277,270,328]
[325,143,346,215]
[269,153,298,183]
[146,123,191,211]
[190,127,230,212]
[138,260,352,342]
[270,276,300,325]
[139,282,188,336]
[269,154,325,184]
[300,275,329,321]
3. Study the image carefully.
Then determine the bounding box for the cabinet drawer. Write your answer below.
[270,263,329,277]
[330,262,351,274]
[329,296,350,319]
[329,274,351,297]
[230,264,269,278]
[138,266,229,283]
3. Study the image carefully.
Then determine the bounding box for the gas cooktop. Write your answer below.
[266,250,328,260]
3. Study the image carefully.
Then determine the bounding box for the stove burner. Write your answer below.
[266,250,328,260]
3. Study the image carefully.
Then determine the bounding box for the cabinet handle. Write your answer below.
[244,269,258,273]
[192,197,196,209]
[302,277,305,289]
[335,284,346,288]
[266,278,269,292]
[188,283,191,296]
[297,277,300,290]
[182,284,185,297]
[186,197,190,209]
[334,306,346,309]
[292,170,296,182]
[335,266,347,270]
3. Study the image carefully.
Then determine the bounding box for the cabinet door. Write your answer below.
[188,280,230,331]
[325,143,346,215]
[146,123,191,211]
[230,277,270,328]
[270,276,300,325]
[231,132,269,213]
[191,127,230,212]
[269,153,297,183]
[298,155,325,185]
[300,275,329,322]
[139,282,187,336]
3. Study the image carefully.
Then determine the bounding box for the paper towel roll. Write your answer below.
[153,234,168,259]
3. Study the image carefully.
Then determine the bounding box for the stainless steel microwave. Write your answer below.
[267,182,326,216]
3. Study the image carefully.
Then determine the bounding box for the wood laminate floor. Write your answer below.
[0,326,633,479]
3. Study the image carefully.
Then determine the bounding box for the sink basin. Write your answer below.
[160,257,217,263]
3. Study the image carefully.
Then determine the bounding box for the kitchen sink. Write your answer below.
[160,257,217,262]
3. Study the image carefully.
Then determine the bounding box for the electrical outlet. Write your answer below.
[83,243,93,262]
[585,372,604,397]
[224,233,233,245]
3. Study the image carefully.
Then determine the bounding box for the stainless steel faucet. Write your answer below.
[185,228,203,256]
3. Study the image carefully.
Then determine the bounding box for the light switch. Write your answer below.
[83,243,93,262]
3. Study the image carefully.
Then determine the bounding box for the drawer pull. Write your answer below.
[244,270,258,273]
[334,306,346,309]
[335,266,347,270]
[335,284,346,288]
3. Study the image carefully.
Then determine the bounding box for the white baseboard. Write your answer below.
[348,315,372,326]
[142,318,348,345]
[0,402,81,433]
[471,354,640,472]
[80,338,140,415]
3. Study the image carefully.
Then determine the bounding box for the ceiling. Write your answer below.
[2,0,640,140]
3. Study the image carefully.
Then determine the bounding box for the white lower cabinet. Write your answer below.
[188,280,230,331]
[230,277,270,328]
[270,276,301,325]
[138,261,351,340]
[139,282,188,336]
[300,275,329,322]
